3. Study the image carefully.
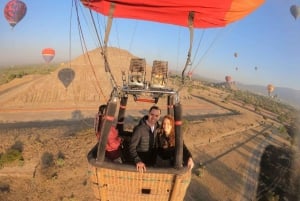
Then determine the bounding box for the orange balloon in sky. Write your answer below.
[267,84,274,94]
[41,48,55,63]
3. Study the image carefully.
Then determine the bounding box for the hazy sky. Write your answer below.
[1,0,300,90]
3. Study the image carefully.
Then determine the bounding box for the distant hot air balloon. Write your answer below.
[187,71,192,80]
[4,0,27,28]
[267,84,274,96]
[234,52,238,58]
[235,67,238,71]
[58,68,75,89]
[254,66,258,71]
[290,5,300,20]
[42,48,55,63]
[225,75,232,83]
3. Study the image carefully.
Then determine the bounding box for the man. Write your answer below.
[129,105,161,173]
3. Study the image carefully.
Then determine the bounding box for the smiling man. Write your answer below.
[129,105,161,173]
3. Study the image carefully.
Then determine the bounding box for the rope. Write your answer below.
[190,28,227,74]
[181,11,194,85]
[176,27,181,71]
[189,30,205,73]
[89,4,118,90]
[74,0,108,102]
[177,11,194,92]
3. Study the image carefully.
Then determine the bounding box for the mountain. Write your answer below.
[235,82,300,109]
[187,73,300,110]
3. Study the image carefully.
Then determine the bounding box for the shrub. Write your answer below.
[56,158,65,167]
[10,140,23,152]
[41,152,54,168]
[0,182,10,193]
[57,151,65,160]
[0,149,23,167]
[56,151,65,167]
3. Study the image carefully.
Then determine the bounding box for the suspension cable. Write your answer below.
[181,11,194,85]
[74,0,108,101]
[88,3,118,90]
[191,28,223,73]
[190,30,205,71]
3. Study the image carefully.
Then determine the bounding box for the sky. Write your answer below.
[1,0,300,91]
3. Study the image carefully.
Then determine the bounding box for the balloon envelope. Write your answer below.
[58,68,75,88]
[225,75,232,82]
[4,0,27,28]
[81,0,264,28]
[42,48,55,63]
[290,5,300,20]
[267,84,274,93]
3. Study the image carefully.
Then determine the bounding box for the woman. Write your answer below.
[95,104,122,163]
[156,115,194,170]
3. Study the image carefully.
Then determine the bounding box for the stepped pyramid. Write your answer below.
[0,47,152,122]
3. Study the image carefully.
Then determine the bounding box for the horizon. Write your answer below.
[1,46,300,93]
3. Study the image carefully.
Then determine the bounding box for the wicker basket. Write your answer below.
[88,147,191,201]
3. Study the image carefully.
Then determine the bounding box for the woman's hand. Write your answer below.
[187,157,194,170]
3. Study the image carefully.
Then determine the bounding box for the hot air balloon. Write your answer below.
[81,0,264,28]
[234,52,238,58]
[42,48,55,63]
[80,1,266,201]
[267,84,274,96]
[58,68,75,89]
[4,0,27,28]
[187,71,192,80]
[235,67,239,71]
[290,5,300,20]
[255,66,258,71]
[225,75,232,83]
[81,0,264,83]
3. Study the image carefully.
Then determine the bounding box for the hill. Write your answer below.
[236,83,300,109]
[0,47,153,122]
[188,73,300,110]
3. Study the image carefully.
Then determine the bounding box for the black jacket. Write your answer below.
[129,115,160,165]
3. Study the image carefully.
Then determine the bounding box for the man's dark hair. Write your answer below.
[149,105,161,114]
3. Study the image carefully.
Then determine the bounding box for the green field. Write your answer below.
[0,64,59,85]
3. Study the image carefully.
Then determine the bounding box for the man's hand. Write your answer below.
[136,162,146,173]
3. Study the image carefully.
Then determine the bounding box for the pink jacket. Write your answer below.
[96,126,121,152]
[106,127,121,151]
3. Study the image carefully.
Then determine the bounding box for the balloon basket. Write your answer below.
[87,145,191,201]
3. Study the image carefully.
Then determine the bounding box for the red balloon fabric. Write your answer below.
[4,0,27,28]
[81,0,265,28]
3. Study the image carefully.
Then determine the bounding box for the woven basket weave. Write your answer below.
[89,164,191,201]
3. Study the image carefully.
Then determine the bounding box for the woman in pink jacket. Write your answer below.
[95,105,122,163]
